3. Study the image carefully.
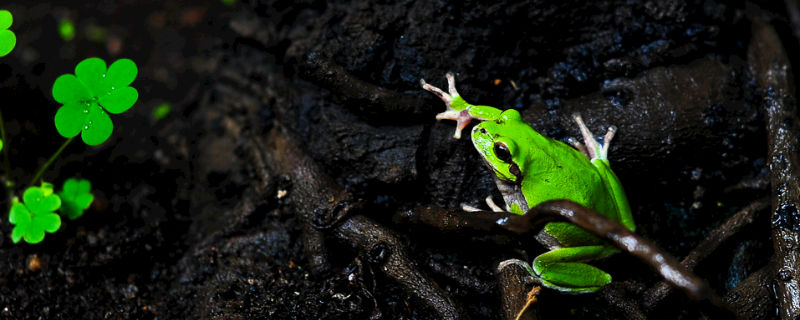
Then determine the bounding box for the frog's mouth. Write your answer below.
[507,163,522,181]
[494,178,529,214]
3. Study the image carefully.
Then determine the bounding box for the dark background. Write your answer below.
[0,0,789,319]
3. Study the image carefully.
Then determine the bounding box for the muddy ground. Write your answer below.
[0,0,796,319]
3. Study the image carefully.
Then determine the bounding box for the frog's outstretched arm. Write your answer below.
[421,73,503,139]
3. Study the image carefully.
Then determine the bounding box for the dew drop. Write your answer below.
[88,120,93,125]
[83,125,89,130]
[110,86,115,90]
[102,74,106,78]
[83,109,89,114]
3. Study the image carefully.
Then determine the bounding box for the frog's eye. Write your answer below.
[493,142,512,163]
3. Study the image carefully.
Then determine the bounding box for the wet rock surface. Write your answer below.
[0,0,794,319]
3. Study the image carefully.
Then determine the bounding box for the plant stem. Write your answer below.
[28,137,74,187]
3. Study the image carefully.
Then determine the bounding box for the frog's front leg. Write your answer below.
[462,196,506,212]
[421,73,502,139]
[531,246,618,293]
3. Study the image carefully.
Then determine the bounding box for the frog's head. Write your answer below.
[471,109,528,183]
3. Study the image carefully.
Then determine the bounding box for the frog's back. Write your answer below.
[521,137,631,227]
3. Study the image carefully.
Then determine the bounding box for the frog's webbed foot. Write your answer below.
[421,72,474,139]
[461,196,506,212]
[572,113,617,161]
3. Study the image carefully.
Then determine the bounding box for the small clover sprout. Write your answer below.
[58,19,75,41]
[52,57,138,145]
[59,178,94,220]
[0,10,16,57]
[152,102,171,120]
[9,182,62,244]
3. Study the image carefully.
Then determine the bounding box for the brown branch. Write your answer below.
[748,19,800,319]
[641,198,770,309]
[398,201,732,317]
[395,205,515,234]
[333,215,464,319]
[263,126,354,275]
[263,125,463,318]
[522,200,728,316]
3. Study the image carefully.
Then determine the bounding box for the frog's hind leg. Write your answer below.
[572,113,617,161]
[530,246,617,293]
[566,136,590,158]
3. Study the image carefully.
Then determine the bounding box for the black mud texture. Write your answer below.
[0,1,793,319]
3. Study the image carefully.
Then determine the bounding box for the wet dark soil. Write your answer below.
[0,1,792,319]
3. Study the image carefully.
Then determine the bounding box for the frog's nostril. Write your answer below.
[480,128,487,134]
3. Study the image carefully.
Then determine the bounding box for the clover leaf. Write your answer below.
[0,10,16,57]
[52,57,138,145]
[59,178,94,220]
[9,182,62,244]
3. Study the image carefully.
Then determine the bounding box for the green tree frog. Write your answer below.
[420,73,635,293]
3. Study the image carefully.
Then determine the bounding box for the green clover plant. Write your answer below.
[53,57,138,146]
[0,10,16,57]
[152,102,171,120]
[58,19,75,41]
[58,178,93,220]
[9,183,62,244]
[2,57,138,245]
